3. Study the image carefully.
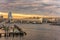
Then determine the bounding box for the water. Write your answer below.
[0,23,60,40]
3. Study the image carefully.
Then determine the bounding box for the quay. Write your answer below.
[0,24,27,37]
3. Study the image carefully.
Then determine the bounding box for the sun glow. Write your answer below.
[0,12,42,19]
[0,12,58,19]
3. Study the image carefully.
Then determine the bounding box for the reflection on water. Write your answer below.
[0,24,60,40]
[0,36,22,40]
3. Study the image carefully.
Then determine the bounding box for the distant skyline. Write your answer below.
[0,0,60,16]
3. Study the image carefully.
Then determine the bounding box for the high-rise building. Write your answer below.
[8,11,12,20]
[8,11,12,23]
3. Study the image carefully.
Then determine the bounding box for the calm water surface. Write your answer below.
[0,24,60,40]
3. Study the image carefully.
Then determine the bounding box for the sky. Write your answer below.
[0,0,60,16]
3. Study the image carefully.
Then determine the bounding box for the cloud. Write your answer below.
[0,0,60,16]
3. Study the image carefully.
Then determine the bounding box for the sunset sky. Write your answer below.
[0,0,60,16]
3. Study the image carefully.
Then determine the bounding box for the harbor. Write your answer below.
[0,12,60,40]
[0,0,60,40]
